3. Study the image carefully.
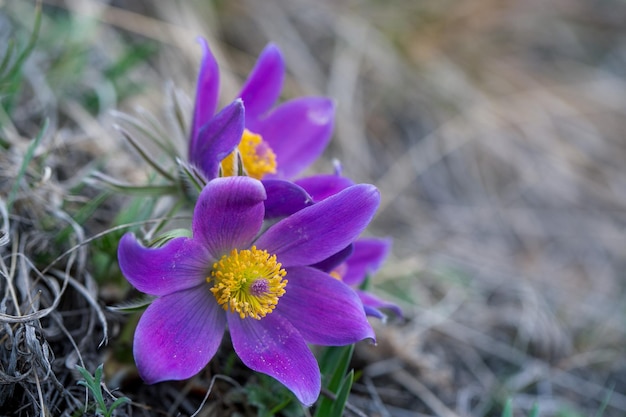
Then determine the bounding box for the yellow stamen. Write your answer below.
[221,129,277,180]
[329,264,347,281]
[329,270,343,280]
[208,246,287,319]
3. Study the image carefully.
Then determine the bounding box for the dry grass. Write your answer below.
[2,0,626,415]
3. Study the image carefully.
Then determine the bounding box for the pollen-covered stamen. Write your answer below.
[329,263,348,281]
[208,246,287,319]
[329,270,343,280]
[220,129,277,180]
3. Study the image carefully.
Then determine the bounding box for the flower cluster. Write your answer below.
[117,39,399,406]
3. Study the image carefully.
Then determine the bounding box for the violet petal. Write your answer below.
[192,177,266,258]
[342,238,392,286]
[363,305,386,320]
[357,289,403,318]
[134,286,225,383]
[262,179,314,218]
[257,97,335,179]
[228,312,320,406]
[255,184,380,267]
[118,234,209,296]
[190,37,220,155]
[295,174,354,202]
[238,44,285,128]
[190,99,244,180]
[276,266,375,345]
[311,244,354,272]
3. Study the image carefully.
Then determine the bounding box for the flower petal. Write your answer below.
[311,244,353,272]
[342,238,392,286]
[357,289,403,318]
[255,184,380,267]
[257,97,335,179]
[228,312,320,406]
[262,179,314,219]
[192,176,266,258]
[190,37,220,155]
[238,44,285,127]
[276,266,375,345]
[134,286,226,383]
[118,233,210,296]
[190,99,244,180]
[363,305,386,320]
[295,174,354,202]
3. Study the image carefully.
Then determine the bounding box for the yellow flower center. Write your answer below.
[221,129,277,180]
[209,246,287,319]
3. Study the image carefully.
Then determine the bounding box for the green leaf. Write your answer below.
[528,404,540,417]
[328,370,354,417]
[76,364,105,408]
[76,365,95,386]
[94,364,103,385]
[501,399,513,417]
[105,397,131,417]
[76,363,129,417]
[315,345,355,417]
[319,345,354,391]
[0,41,17,75]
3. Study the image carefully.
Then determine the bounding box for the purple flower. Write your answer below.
[117,176,379,405]
[329,238,402,320]
[189,38,335,182]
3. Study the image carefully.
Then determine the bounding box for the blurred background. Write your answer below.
[2,0,626,415]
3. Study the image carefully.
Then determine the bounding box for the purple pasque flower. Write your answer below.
[189,38,335,182]
[328,238,402,320]
[117,176,379,405]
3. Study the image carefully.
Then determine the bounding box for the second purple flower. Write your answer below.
[189,39,335,182]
